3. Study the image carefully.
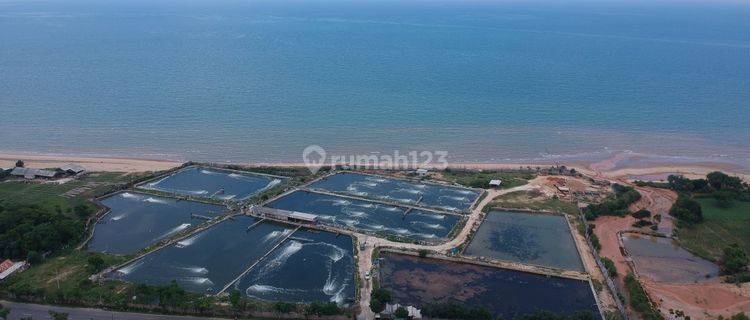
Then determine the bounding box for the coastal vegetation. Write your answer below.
[624,273,662,320]
[659,172,750,264]
[0,204,83,259]
[585,184,641,220]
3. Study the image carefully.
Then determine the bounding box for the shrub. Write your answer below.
[669,194,703,224]
[370,288,392,313]
[632,209,651,219]
[305,301,341,316]
[602,257,618,277]
[722,244,749,275]
[586,184,641,219]
[624,274,662,320]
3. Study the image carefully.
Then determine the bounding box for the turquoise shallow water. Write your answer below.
[1,0,749,166]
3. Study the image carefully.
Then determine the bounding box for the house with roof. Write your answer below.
[10,167,59,179]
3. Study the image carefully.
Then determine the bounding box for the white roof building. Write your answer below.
[489,179,503,187]
[0,261,28,280]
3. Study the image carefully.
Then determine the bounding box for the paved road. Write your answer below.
[0,301,227,320]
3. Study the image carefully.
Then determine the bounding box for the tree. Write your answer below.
[305,302,340,316]
[632,209,651,219]
[15,160,24,168]
[274,301,295,313]
[708,171,743,192]
[394,306,409,319]
[602,257,618,277]
[73,204,93,220]
[418,249,429,258]
[722,244,749,275]
[370,288,392,313]
[48,311,68,320]
[669,194,703,224]
[0,303,10,320]
[26,251,42,264]
[229,289,241,309]
[86,255,106,274]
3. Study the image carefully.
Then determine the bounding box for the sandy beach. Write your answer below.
[2,152,748,181]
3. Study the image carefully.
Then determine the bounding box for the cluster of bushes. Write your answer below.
[668,172,749,205]
[624,274,662,320]
[717,313,750,320]
[669,194,703,224]
[420,302,492,320]
[585,184,641,219]
[370,288,392,313]
[601,257,618,278]
[0,204,84,259]
[722,244,749,276]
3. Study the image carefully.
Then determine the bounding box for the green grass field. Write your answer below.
[484,190,579,215]
[676,198,750,261]
[0,172,147,217]
[441,170,535,189]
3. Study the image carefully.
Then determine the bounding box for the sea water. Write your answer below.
[1,0,749,167]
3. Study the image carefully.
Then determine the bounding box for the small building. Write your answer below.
[60,164,86,175]
[380,303,422,319]
[555,185,571,193]
[0,260,28,280]
[415,168,429,176]
[252,206,318,224]
[10,167,58,179]
[489,179,503,188]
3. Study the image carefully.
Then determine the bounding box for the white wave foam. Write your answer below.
[266,179,281,188]
[110,214,127,221]
[332,199,351,206]
[453,189,477,195]
[176,233,202,247]
[180,266,209,274]
[200,169,220,175]
[255,241,303,278]
[182,277,214,285]
[392,228,409,235]
[412,221,445,230]
[343,208,367,218]
[440,195,469,202]
[262,229,293,243]
[118,261,144,275]
[144,197,169,204]
[365,177,388,183]
[158,223,191,239]
[339,219,358,227]
[329,284,347,304]
[121,192,143,200]
[396,188,423,195]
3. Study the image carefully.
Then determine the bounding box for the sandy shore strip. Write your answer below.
[0,153,181,173]
[1,153,748,180]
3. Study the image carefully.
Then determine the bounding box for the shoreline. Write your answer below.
[1,152,747,181]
